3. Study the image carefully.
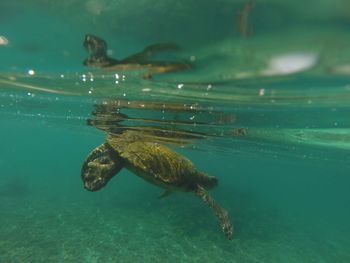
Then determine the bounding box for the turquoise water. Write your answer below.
[1,1,350,262]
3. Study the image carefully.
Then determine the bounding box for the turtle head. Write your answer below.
[83,34,118,67]
[81,143,123,191]
[83,34,108,56]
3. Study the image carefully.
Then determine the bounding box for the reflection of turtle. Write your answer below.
[83,34,192,79]
[81,130,233,240]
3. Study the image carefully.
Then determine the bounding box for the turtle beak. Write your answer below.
[84,181,94,191]
[82,175,105,191]
[83,34,94,52]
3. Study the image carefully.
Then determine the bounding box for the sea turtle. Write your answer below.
[83,34,192,79]
[81,129,233,240]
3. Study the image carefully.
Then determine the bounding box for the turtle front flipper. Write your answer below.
[194,185,233,240]
[81,143,124,191]
[141,61,192,80]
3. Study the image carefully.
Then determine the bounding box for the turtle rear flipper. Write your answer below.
[195,185,233,240]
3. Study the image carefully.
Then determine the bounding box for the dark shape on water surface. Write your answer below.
[81,101,235,240]
[83,34,192,79]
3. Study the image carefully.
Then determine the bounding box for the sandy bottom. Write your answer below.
[1,176,349,263]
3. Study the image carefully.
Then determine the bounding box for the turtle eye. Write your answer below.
[99,156,111,164]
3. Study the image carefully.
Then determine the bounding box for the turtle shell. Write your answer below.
[107,132,199,190]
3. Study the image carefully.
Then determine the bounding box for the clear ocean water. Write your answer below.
[1,1,350,262]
